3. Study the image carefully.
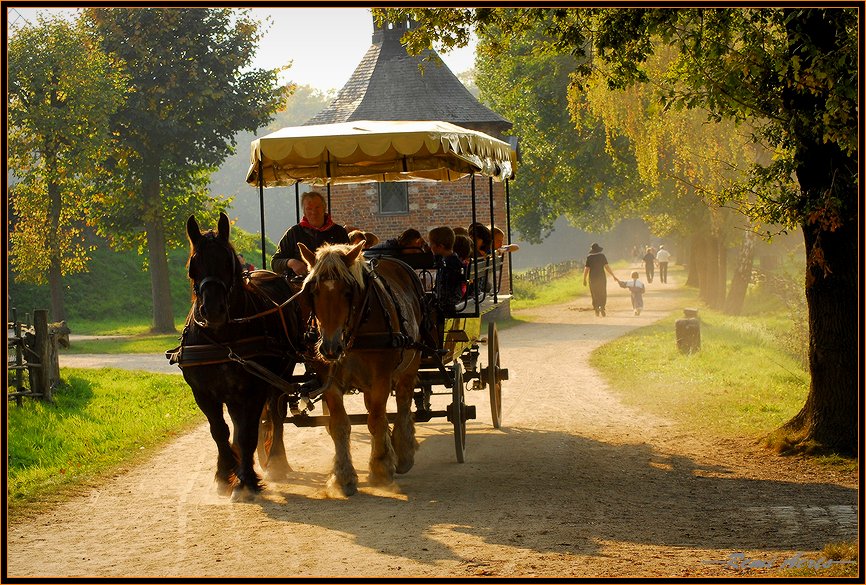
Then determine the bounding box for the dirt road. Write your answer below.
[7,275,857,578]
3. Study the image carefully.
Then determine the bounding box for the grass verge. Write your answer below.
[64,334,182,354]
[7,368,200,518]
[590,301,810,438]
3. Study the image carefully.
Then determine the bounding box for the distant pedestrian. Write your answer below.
[618,271,646,315]
[583,242,620,317]
[643,247,656,283]
[656,245,671,283]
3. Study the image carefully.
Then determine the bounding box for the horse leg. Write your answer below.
[323,383,358,496]
[193,392,237,497]
[392,363,420,474]
[227,398,265,502]
[260,389,292,481]
[365,374,397,486]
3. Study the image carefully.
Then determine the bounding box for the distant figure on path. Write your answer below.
[643,247,656,283]
[583,242,620,317]
[618,270,646,315]
[656,245,671,283]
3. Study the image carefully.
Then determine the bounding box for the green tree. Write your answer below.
[380,7,858,454]
[82,8,288,332]
[7,13,127,321]
[473,23,639,242]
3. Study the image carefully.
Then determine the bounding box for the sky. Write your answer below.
[7,6,477,92]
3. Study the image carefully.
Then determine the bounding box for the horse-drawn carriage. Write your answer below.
[169,120,516,500]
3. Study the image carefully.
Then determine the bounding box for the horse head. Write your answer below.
[299,241,366,361]
[186,212,241,329]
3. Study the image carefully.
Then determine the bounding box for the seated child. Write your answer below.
[619,271,646,315]
[427,226,465,316]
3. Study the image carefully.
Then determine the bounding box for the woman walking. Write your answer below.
[583,243,620,316]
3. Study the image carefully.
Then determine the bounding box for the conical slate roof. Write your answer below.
[305,18,512,139]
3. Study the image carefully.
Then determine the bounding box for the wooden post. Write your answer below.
[13,308,23,406]
[31,309,54,401]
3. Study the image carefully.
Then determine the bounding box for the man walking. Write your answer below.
[656,245,672,284]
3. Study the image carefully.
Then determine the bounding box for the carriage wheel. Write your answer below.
[450,361,467,463]
[257,402,274,470]
[487,321,503,429]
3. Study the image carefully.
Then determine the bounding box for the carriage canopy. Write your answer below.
[246,120,516,187]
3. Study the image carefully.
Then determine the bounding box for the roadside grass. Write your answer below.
[511,260,632,312]
[7,368,200,517]
[778,541,858,577]
[64,334,182,354]
[67,318,174,336]
[590,290,810,439]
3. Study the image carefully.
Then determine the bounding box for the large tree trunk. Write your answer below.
[46,153,66,321]
[698,233,724,309]
[685,235,700,287]
[724,226,755,315]
[781,217,857,454]
[142,166,175,333]
[777,8,858,455]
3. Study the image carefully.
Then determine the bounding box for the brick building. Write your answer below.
[305,17,516,288]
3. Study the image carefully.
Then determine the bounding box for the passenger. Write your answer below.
[368,228,425,254]
[271,190,349,277]
[491,226,520,254]
[453,234,473,268]
[362,231,380,249]
[468,223,492,258]
[453,226,469,236]
[347,229,366,246]
[428,226,465,315]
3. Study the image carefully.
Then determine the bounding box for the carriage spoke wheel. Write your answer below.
[449,360,467,463]
[487,322,503,429]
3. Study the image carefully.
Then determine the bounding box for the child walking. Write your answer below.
[619,271,646,315]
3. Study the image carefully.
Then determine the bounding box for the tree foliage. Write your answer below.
[7,13,127,319]
[81,8,289,331]
[379,7,859,454]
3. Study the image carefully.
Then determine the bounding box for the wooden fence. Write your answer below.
[513,259,583,286]
[7,309,66,404]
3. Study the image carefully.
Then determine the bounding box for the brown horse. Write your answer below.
[298,242,425,496]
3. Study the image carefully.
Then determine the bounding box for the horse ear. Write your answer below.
[298,242,317,269]
[345,241,365,264]
[217,212,230,242]
[186,215,202,246]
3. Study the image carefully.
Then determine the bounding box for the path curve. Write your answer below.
[8,273,857,578]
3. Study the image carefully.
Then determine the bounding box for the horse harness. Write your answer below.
[166,271,308,395]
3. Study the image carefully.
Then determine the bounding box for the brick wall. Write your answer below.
[327,176,514,291]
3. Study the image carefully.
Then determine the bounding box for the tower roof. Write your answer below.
[305,17,512,138]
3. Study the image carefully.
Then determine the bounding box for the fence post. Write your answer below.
[12,308,23,406]
[31,309,54,401]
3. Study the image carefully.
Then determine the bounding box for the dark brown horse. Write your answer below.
[174,212,303,501]
[298,242,425,496]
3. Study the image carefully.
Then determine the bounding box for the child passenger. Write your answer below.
[619,271,646,315]
[428,226,465,315]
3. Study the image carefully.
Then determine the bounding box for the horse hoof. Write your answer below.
[264,462,292,482]
[368,473,396,488]
[326,474,357,497]
[230,486,260,503]
[395,461,414,475]
[216,481,234,498]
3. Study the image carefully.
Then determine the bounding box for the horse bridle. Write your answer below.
[191,241,238,327]
[305,271,372,355]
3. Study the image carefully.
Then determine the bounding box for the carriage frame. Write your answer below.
[246,120,516,463]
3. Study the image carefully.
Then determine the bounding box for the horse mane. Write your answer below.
[304,243,366,291]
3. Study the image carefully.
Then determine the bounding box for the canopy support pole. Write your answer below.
[258,159,266,269]
[295,183,300,224]
[470,173,479,316]
[505,178,513,293]
[489,176,498,304]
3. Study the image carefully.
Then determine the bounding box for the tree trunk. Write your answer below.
[698,233,724,309]
[781,217,857,454]
[142,166,176,333]
[724,227,755,315]
[685,235,700,287]
[777,8,858,455]
[46,153,66,321]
